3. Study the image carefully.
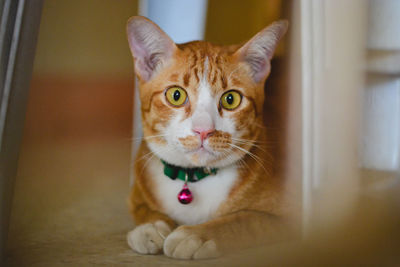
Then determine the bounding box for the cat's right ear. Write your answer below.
[127,16,177,82]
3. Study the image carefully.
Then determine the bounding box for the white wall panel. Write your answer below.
[363,76,400,171]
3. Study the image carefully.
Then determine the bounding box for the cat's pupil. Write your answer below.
[173,90,181,101]
[226,94,234,105]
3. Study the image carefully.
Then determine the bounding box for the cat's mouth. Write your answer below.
[179,136,214,154]
[175,131,235,166]
[187,145,214,155]
[185,145,217,165]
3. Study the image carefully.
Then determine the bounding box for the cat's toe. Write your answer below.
[127,220,171,254]
[164,227,220,259]
[193,239,219,259]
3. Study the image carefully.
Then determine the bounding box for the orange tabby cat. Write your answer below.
[126,16,289,259]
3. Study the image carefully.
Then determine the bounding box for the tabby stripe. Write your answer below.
[183,72,190,87]
[220,74,228,89]
[193,67,199,83]
[189,48,198,69]
[169,73,179,82]
[211,72,217,86]
[141,90,163,112]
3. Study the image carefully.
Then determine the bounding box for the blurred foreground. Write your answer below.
[5,75,400,267]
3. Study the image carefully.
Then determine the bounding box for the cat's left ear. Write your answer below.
[235,20,288,83]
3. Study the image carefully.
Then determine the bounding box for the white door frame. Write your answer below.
[296,0,367,235]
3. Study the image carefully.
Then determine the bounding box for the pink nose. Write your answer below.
[193,128,215,142]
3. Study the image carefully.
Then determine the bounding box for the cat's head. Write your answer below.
[127,16,287,168]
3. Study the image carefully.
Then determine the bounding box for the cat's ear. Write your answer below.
[235,20,288,83]
[127,16,177,81]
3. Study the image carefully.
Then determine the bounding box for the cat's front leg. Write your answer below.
[127,184,177,255]
[164,210,289,259]
[127,220,172,254]
[163,225,220,259]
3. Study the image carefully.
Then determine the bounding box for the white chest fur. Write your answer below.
[147,159,238,225]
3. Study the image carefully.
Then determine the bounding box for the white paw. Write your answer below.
[127,220,171,254]
[163,227,220,259]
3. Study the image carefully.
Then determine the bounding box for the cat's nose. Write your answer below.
[193,127,215,142]
[192,111,215,141]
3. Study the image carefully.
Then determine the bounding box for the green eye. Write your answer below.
[165,86,187,106]
[220,90,242,110]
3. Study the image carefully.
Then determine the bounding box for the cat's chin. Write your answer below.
[185,148,241,168]
[148,142,238,168]
[184,147,214,166]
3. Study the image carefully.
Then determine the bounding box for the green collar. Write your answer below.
[162,160,218,182]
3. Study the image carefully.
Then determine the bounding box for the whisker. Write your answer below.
[143,134,167,139]
[137,149,155,162]
[229,143,269,175]
[139,145,177,176]
[231,138,267,153]
[130,134,167,144]
[223,146,252,172]
[231,137,270,145]
[140,152,158,176]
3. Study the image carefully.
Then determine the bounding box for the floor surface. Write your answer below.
[6,72,399,266]
[5,76,282,266]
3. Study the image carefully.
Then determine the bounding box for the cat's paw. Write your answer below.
[163,226,220,259]
[127,220,171,254]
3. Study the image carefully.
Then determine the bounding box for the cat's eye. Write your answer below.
[220,90,242,110]
[165,86,188,107]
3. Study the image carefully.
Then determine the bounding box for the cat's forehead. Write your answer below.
[177,41,239,58]
[167,41,251,95]
[176,41,239,77]
[139,40,262,112]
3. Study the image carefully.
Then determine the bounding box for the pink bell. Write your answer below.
[177,184,193,204]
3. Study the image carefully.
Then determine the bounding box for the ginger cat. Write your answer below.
[126,16,289,259]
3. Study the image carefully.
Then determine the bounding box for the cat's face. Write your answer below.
[139,43,263,168]
[127,17,287,168]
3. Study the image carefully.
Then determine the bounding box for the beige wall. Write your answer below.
[33,0,138,76]
[206,0,282,45]
[33,0,282,76]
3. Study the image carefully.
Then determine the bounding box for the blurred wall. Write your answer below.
[206,0,284,55]
[25,0,284,143]
[33,0,138,77]
[33,0,283,78]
